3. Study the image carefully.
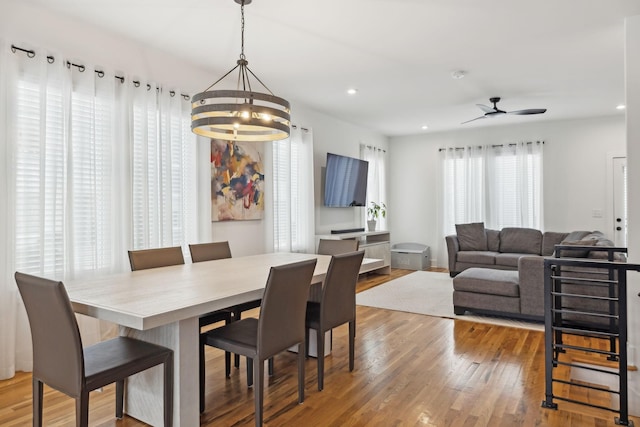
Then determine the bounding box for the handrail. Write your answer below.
[541,250,640,426]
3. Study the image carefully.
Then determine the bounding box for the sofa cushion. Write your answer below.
[457,251,497,265]
[542,231,569,256]
[486,229,500,252]
[456,222,488,251]
[557,239,596,258]
[587,237,626,260]
[495,253,530,268]
[563,230,592,242]
[499,228,542,255]
[453,268,519,297]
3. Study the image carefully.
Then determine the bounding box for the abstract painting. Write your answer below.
[211,139,264,221]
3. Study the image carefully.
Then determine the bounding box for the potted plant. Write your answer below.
[367,202,386,231]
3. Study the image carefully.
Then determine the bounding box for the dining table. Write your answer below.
[64,251,384,427]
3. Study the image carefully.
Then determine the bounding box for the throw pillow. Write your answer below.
[456,222,488,251]
[557,239,596,258]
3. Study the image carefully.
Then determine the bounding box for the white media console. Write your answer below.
[315,230,391,275]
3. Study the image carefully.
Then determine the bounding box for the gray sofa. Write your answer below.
[445,223,570,277]
[445,223,619,277]
[447,223,621,321]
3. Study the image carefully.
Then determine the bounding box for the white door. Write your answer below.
[612,157,628,247]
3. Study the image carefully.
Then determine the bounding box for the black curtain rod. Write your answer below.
[291,125,310,132]
[11,44,190,100]
[364,144,386,153]
[438,141,544,152]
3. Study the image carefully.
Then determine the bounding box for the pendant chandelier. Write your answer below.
[191,0,291,142]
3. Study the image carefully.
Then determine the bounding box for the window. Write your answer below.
[360,145,388,230]
[271,127,314,253]
[441,142,543,235]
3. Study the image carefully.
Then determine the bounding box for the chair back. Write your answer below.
[317,238,359,255]
[189,241,232,263]
[128,246,184,271]
[257,259,317,357]
[15,272,84,398]
[321,250,365,329]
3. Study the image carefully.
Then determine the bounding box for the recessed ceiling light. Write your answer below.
[616,104,626,110]
[451,70,466,80]
[347,88,358,95]
[421,125,429,130]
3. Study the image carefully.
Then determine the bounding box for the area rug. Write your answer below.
[356,271,544,331]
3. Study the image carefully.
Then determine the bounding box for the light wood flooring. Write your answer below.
[1,268,637,426]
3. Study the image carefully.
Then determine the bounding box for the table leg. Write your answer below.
[121,317,199,427]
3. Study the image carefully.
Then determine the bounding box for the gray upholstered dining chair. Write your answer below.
[189,241,264,381]
[15,272,174,427]
[189,241,232,263]
[127,246,185,270]
[199,258,317,425]
[306,250,365,391]
[317,238,359,255]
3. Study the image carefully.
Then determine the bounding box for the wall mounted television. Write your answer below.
[324,152,369,207]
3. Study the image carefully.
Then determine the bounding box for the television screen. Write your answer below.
[324,153,369,207]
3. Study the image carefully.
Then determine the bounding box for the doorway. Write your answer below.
[612,156,627,247]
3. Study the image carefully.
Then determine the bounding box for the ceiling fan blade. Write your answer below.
[461,116,487,125]
[507,108,547,115]
[476,104,495,113]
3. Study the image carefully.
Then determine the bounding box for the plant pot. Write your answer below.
[367,220,377,231]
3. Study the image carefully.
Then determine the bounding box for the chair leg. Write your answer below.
[305,327,310,358]
[247,357,253,387]
[317,328,325,391]
[115,380,124,419]
[225,351,231,378]
[349,320,355,372]
[33,378,43,427]
[297,343,305,403]
[164,353,174,427]
[254,357,264,427]
[76,391,89,427]
[234,308,241,368]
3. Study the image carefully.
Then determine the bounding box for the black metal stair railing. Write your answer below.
[541,245,640,427]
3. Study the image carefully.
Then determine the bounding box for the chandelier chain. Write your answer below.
[240,0,246,60]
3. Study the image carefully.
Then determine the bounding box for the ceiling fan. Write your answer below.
[462,97,547,124]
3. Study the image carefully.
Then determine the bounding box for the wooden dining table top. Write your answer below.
[65,252,384,331]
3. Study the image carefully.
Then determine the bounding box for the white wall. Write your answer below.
[624,14,640,414]
[389,115,626,268]
[291,108,389,235]
[1,0,387,256]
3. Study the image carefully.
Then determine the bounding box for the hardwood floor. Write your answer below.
[1,269,636,426]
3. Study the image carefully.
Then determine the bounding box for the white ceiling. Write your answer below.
[20,0,640,136]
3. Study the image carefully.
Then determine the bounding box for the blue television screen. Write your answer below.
[324,153,369,207]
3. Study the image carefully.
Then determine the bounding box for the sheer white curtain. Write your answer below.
[360,145,388,230]
[0,41,196,379]
[441,146,486,235]
[441,142,543,236]
[130,83,197,250]
[272,126,315,253]
[486,142,543,230]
